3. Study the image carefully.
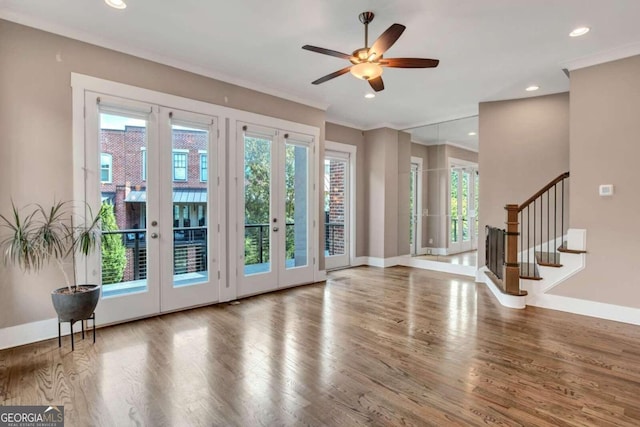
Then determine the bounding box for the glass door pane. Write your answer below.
[99,112,149,298]
[285,142,309,269]
[462,170,470,242]
[170,123,209,288]
[409,165,416,251]
[450,168,459,244]
[244,135,273,276]
[324,158,347,258]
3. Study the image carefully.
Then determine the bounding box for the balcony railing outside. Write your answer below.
[102,222,348,286]
[101,227,208,282]
[325,222,345,256]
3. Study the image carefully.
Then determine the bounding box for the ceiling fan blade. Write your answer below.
[302,45,352,60]
[369,24,406,60]
[368,76,385,92]
[312,66,352,85]
[380,58,440,68]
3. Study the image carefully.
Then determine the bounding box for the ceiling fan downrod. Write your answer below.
[359,11,375,48]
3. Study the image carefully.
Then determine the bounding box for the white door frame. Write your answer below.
[410,156,423,256]
[236,123,317,298]
[72,73,320,323]
[324,141,357,269]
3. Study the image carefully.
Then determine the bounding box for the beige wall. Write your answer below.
[397,132,411,256]
[550,55,640,308]
[0,20,326,328]
[447,145,478,164]
[478,93,570,265]
[324,122,367,257]
[362,127,407,258]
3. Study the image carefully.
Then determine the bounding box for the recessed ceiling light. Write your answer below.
[364,93,375,99]
[105,0,127,9]
[526,85,540,92]
[468,132,477,136]
[569,27,590,37]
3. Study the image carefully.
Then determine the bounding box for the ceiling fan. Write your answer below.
[302,11,439,92]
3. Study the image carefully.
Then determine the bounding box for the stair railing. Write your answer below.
[503,172,570,292]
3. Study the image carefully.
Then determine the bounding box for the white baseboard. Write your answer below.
[398,256,476,277]
[525,293,640,326]
[476,267,526,309]
[366,256,402,268]
[316,270,327,282]
[351,256,368,267]
[423,247,447,256]
[0,317,78,350]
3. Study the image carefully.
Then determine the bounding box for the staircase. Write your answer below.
[484,172,588,303]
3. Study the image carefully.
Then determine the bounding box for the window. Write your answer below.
[141,149,147,181]
[173,151,187,181]
[101,153,112,183]
[200,153,208,182]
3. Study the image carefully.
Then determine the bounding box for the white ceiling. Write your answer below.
[2,0,640,130]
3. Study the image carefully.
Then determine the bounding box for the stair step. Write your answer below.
[520,263,542,280]
[535,251,562,267]
[557,245,587,254]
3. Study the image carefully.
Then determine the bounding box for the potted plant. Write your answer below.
[0,200,103,322]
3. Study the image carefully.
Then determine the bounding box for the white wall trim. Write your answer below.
[399,256,476,277]
[316,270,327,282]
[1,10,329,113]
[366,256,402,268]
[476,268,526,309]
[0,318,78,351]
[561,40,640,72]
[525,293,640,326]
[351,256,368,267]
[425,247,448,256]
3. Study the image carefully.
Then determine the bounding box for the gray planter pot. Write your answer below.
[51,285,100,322]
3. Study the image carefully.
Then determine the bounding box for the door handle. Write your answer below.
[150,233,159,239]
[273,227,279,232]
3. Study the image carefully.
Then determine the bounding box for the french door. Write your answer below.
[449,166,478,254]
[324,151,350,270]
[85,92,221,324]
[238,123,315,296]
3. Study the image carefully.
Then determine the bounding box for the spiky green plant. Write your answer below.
[0,200,102,292]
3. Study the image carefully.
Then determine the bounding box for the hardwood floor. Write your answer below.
[1,266,640,426]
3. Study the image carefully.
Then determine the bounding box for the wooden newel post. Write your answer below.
[505,204,526,296]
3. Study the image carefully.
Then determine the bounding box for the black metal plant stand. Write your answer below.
[58,313,96,351]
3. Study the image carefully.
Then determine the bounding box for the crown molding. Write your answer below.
[0,10,330,112]
[561,40,640,72]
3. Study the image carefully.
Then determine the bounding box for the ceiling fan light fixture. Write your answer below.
[468,132,477,136]
[364,93,376,99]
[105,0,127,9]
[350,62,383,80]
[569,27,590,37]
[526,85,540,92]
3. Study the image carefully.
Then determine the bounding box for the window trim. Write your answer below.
[172,150,188,182]
[199,152,208,182]
[100,152,113,183]
[141,147,147,181]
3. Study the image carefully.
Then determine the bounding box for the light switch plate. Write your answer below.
[599,184,614,196]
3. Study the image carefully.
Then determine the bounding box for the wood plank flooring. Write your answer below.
[1,266,640,426]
